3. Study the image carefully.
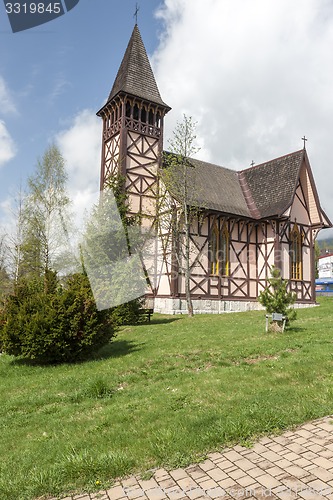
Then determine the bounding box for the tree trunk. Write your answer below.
[184,206,193,317]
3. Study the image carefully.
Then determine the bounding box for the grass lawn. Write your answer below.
[1,297,333,499]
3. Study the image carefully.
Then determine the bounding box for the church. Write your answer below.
[96,24,331,314]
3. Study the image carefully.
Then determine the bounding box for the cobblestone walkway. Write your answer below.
[61,415,333,500]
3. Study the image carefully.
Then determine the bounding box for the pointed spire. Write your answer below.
[107,25,169,109]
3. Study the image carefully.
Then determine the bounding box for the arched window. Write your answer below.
[290,224,302,280]
[148,109,154,125]
[220,225,229,276]
[210,223,229,276]
[211,223,219,275]
[133,104,139,121]
[125,101,131,118]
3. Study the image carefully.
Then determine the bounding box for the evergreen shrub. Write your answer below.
[258,266,297,331]
[0,272,115,363]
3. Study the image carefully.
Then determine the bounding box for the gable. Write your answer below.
[288,154,331,228]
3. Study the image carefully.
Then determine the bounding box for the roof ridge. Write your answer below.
[237,171,261,219]
[240,149,304,173]
[163,151,236,174]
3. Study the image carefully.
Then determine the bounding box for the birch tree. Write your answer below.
[160,115,200,317]
[21,144,72,288]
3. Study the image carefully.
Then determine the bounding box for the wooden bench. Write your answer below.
[138,308,154,322]
[265,312,287,332]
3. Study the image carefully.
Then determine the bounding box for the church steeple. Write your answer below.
[107,24,169,109]
[97,25,171,217]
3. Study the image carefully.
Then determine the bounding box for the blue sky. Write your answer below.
[1,0,333,239]
[0,0,162,206]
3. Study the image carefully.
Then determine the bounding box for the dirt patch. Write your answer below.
[236,348,298,366]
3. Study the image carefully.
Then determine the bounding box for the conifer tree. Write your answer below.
[258,266,296,329]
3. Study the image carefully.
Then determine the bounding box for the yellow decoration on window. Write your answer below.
[290,224,302,280]
[210,222,229,276]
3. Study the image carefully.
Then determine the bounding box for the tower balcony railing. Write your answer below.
[103,117,162,140]
[125,118,161,138]
[103,118,122,140]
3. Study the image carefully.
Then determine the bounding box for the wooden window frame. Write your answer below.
[290,224,302,280]
[210,222,229,276]
[220,225,229,276]
[210,223,219,275]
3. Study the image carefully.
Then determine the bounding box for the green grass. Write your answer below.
[1,297,333,499]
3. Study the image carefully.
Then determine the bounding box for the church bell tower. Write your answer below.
[97,24,171,219]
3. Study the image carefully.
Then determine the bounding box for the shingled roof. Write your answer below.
[164,149,325,221]
[185,158,250,217]
[107,25,169,108]
[240,150,304,218]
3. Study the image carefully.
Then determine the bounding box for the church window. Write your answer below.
[220,225,229,276]
[141,107,147,123]
[210,223,229,276]
[211,223,219,275]
[148,109,154,125]
[290,224,302,280]
[133,104,139,121]
[125,101,131,118]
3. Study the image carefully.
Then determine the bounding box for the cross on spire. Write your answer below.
[251,160,255,167]
[134,3,140,24]
[302,136,308,149]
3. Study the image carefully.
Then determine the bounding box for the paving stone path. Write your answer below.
[60,415,333,500]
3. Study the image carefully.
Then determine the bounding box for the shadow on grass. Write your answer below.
[287,326,306,333]
[8,339,142,367]
[149,316,182,325]
[94,339,141,360]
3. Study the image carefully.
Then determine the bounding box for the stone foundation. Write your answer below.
[153,297,318,315]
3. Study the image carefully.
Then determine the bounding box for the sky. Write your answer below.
[0,0,333,239]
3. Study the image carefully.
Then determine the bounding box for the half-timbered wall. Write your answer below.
[125,130,159,222]
[162,215,275,302]
[156,211,316,304]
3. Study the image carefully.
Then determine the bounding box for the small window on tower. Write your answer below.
[148,109,154,125]
[141,107,147,123]
[133,104,139,121]
[126,101,131,118]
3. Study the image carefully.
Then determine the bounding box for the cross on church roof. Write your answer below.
[134,3,140,24]
[302,136,308,149]
[251,160,255,167]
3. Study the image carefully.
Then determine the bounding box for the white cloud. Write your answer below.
[56,109,102,235]
[153,0,333,230]
[56,109,101,193]
[0,121,16,167]
[0,77,17,115]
